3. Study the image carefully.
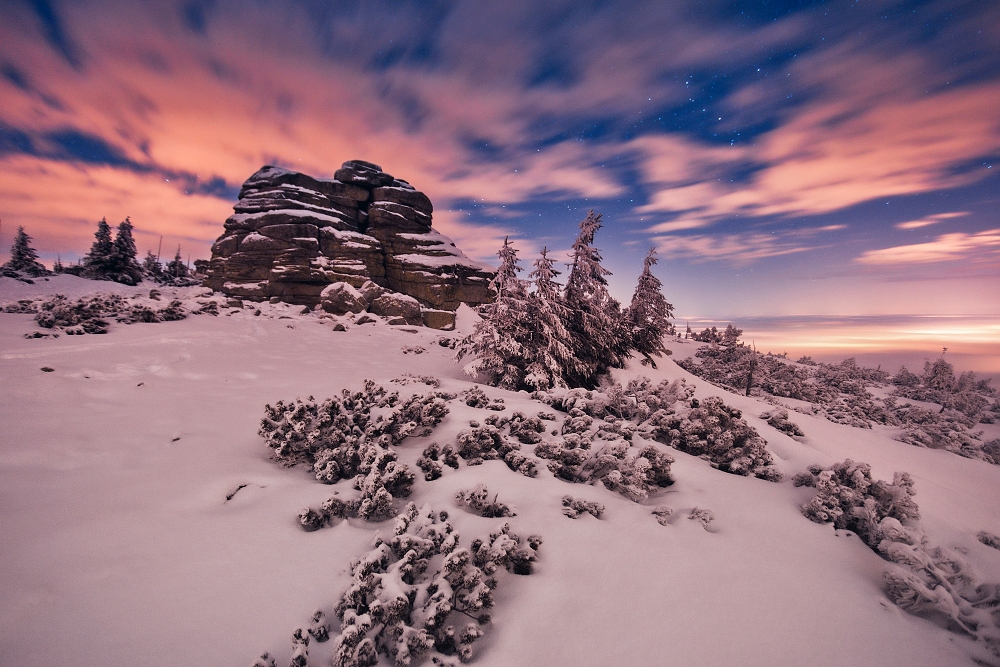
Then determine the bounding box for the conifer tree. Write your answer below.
[457,238,531,390]
[3,226,49,276]
[166,246,189,279]
[83,217,115,280]
[625,248,674,368]
[142,250,163,281]
[108,217,143,285]
[523,247,579,390]
[563,211,629,387]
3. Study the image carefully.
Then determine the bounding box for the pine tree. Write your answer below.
[166,246,189,279]
[3,226,49,276]
[563,211,629,387]
[142,250,163,281]
[108,217,144,285]
[625,248,674,369]
[83,217,115,280]
[457,238,531,390]
[522,247,579,390]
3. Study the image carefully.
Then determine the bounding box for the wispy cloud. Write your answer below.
[895,212,968,230]
[857,229,1000,265]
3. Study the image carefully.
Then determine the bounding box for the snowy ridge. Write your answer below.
[2,276,999,667]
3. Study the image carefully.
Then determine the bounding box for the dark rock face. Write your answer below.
[205,161,495,326]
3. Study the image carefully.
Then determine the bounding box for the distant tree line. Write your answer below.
[2,218,198,285]
[458,210,675,391]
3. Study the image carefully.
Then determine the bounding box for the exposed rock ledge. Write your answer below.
[204,160,495,329]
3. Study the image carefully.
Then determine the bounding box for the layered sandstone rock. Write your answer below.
[205,161,495,327]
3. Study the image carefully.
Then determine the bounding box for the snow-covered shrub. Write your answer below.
[793,459,920,550]
[892,358,996,423]
[392,374,442,388]
[2,299,39,314]
[652,506,674,525]
[642,396,782,481]
[470,523,542,576]
[879,519,1000,659]
[290,627,309,667]
[535,432,674,503]
[561,495,604,519]
[688,508,715,529]
[760,409,804,437]
[30,293,189,334]
[250,652,276,667]
[326,503,540,666]
[309,610,330,643]
[890,401,995,463]
[462,386,505,411]
[454,425,536,477]
[259,381,447,481]
[978,531,1000,550]
[417,443,459,481]
[507,412,546,444]
[545,378,693,422]
[455,484,514,518]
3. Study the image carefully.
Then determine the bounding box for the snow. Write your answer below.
[2,276,998,667]
[395,253,494,272]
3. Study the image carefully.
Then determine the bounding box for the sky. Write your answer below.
[1,0,998,333]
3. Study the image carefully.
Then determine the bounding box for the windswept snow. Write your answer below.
[1,275,998,667]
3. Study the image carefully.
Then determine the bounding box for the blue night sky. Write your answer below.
[1,0,998,325]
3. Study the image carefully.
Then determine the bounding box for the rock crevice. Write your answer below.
[205,160,495,327]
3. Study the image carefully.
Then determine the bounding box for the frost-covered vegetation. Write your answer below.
[2,292,200,335]
[458,213,674,391]
[301,503,543,667]
[795,459,1000,659]
[455,484,514,518]
[679,339,998,464]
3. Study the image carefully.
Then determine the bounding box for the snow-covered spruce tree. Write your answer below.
[457,238,531,390]
[108,217,144,285]
[142,251,164,281]
[522,247,580,390]
[563,211,629,388]
[83,217,116,280]
[165,246,189,279]
[625,248,674,369]
[2,226,49,277]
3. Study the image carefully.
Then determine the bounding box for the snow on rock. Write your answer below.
[206,160,495,314]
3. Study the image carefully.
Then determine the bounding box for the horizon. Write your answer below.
[1,0,998,367]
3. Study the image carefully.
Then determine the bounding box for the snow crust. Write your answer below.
[1,276,998,667]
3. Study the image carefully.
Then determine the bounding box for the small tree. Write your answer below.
[523,247,579,390]
[457,238,531,390]
[563,211,628,387]
[108,217,143,285]
[83,218,115,280]
[142,251,164,280]
[625,248,673,368]
[166,246,189,279]
[3,226,49,276]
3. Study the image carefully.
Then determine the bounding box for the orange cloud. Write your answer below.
[895,212,968,230]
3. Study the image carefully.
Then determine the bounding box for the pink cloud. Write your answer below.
[857,229,1000,265]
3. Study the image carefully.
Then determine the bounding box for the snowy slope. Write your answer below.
[1,276,998,667]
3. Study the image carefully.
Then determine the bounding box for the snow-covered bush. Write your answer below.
[642,396,782,481]
[455,484,514,518]
[417,442,459,481]
[978,531,1000,550]
[786,453,999,657]
[890,401,996,464]
[309,610,330,643]
[688,508,715,529]
[259,382,448,481]
[892,358,996,423]
[651,505,674,525]
[29,293,189,334]
[546,378,693,422]
[561,495,604,519]
[760,409,804,437]
[324,503,541,666]
[454,425,537,477]
[793,459,920,550]
[461,386,505,411]
[290,627,309,667]
[507,412,546,444]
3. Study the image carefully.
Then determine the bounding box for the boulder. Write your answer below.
[334,160,394,188]
[320,282,368,315]
[371,293,422,325]
[422,309,456,330]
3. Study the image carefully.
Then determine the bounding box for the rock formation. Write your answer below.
[205,160,495,329]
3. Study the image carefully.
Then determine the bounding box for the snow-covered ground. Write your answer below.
[2,275,998,667]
